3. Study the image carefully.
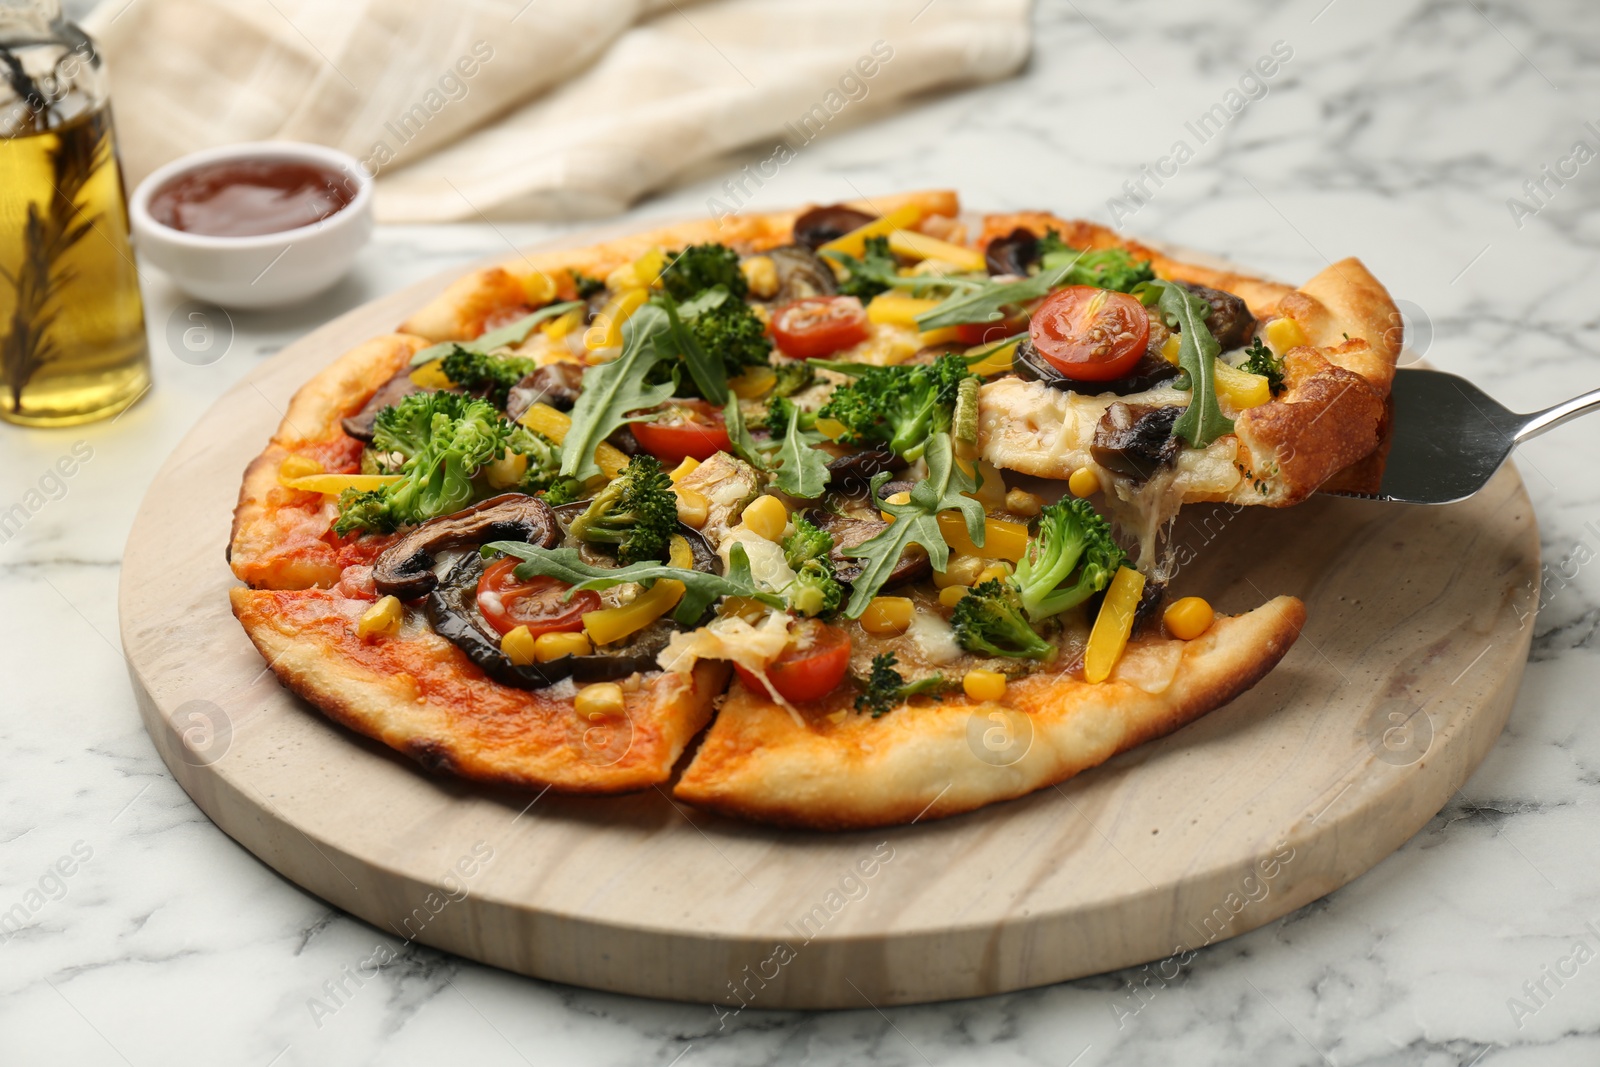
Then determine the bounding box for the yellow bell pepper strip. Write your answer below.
[965,338,1018,378]
[1084,566,1146,683]
[728,366,777,399]
[584,286,649,350]
[281,473,401,495]
[517,403,629,480]
[818,203,925,259]
[866,292,940,328]
[583,577,685,646]
[1212,360,1272,411]
[937,512,1029,562]
[409,360,453,389]
[887,229,986,273]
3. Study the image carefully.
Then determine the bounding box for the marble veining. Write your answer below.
[5,0,1600,1062]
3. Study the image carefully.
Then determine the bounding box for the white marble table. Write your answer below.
[5,2,1600,1063]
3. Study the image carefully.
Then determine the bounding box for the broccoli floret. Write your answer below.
[661,243,747,301]
[761,395,816,437]
[1036,230,1155,293]
[771,360,816,398]
[787,559,843,617]
[567,454,678,564]
[506,424,564,494]
[782,514,833,569]
[439,346,538,408]
[1013,498,1127,620]
[951,579,1056,661]
[1240,336,1285,396]
[538,476,585,506]
[336,392,511,536]
[570,270,605,299]
[834,235,899,301]
[817,352,975,460]
[691,295,770,377]
[854,652,947,717]
[780,517,841,617]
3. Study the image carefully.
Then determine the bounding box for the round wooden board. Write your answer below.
[119,233,1540,1009]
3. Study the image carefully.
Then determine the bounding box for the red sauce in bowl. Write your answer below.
[148,159,359,238]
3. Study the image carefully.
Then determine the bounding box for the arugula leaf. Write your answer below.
[722,395,768,469]
[482,540,785,626]
[1140,279,1234,448]
[774,403,831,499]
[657,293,728,405]
[1038,245,1155,293]
[839,433,984,617]
[559,305,675,480]
[914,260,1075,331]
[409,301,584,367]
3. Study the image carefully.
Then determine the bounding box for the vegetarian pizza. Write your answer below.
[228,189,1398,829]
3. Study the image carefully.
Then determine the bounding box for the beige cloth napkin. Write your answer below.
[86,0,1031,222]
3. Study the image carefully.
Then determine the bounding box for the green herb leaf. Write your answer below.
[409,301,584,367]
[482,540,785,625]
[657,293,728,405]
[839,433,983,617]
[914,261,1074,332]
[722,395,768,470]
[1142,280,1234,448]
[559,305,675,480]
[774,404,831,499]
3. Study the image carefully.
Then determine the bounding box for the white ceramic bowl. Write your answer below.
[130,141,374,309]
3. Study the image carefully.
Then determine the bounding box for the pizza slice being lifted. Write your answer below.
[228,189,1396,827]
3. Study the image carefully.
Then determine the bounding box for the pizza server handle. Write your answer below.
[1514,385,1600,443]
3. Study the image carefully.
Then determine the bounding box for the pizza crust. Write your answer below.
[674,597,1304,830]
[232,586,728,793]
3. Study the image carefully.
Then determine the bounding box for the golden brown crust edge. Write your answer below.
[674,597,1306,830]
[231,587,728,793]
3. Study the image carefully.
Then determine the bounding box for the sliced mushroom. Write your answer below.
[372,494,561,600]
[804,508,931,588]
[342,369,432,442]
[1014,337,1180,397]
[766,244,838,303]
[427,554,665,689]
[506,362,585,420]
[1090,403,1184,483]
[792,204,875,250]
[984,227,1040,277]
[824,447,905,498]
[1175,281,1256,351]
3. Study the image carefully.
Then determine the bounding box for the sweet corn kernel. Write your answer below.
[357,596,403,639]
[675,486,710,528]
[1005,488,1043,517]
[669,456,702,483]
[1069,467,1100,498]
[278,454,324,481]
[740,255,779,299]
[977,561,1014,585]
[1164,596,1215,641]
[934,554,986,589]
[1212,360,1271,410]
[575,682,627,720]
[939,585,969,608]
[860,597,914,635]
[484,451,528,489]
[500,625,537,665]
[534,630,593,662]
[522,270,557,306]
[880,490,912,522]
[1264,316,1307,351]
[741,495,788,541]
[729,366,777,399]
[963,669,1007,702]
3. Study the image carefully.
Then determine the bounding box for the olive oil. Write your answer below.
[0,105,149,426]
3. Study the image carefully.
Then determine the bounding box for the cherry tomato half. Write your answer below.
[629,399,732,466]
[476,557,599,638]
[771,296,871,359]
[733,620,852,704]
[1029,286,1151,381]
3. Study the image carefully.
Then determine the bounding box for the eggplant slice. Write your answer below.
[1013,337,1180,397]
